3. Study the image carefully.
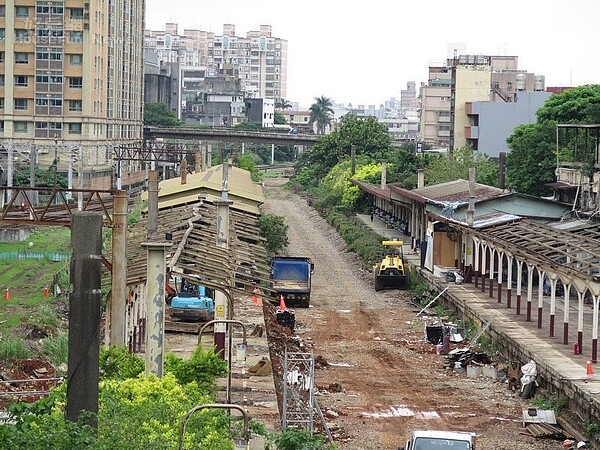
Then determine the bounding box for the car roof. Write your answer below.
[412,430,475,441]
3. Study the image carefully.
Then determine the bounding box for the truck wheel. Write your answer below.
[375,280,382,292]
[299,299,310,308]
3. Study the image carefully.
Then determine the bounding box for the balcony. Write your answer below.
[464,126,479,139]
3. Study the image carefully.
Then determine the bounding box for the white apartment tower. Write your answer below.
[0,0,144,187]
[144,23,288,101]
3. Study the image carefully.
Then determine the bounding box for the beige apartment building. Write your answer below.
[144,23,288,104]
[420,55,545,150]
[0,0,144,189]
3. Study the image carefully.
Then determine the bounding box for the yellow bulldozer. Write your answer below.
[373,240,410,291]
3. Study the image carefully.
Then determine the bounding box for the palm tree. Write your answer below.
[275,98,292,111]
[309,96,334,134]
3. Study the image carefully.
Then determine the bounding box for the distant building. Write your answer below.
[420,54,546,150]
[144,23,288,115]
[465,91,552,158]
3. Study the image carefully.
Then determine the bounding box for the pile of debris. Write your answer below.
[0,358,61,409]
[443,347,492,369]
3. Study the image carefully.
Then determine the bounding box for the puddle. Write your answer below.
[360,405,440,419]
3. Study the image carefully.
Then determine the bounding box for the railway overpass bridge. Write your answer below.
[143,126,320,146]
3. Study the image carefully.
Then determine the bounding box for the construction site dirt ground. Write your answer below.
[169,178,574,450]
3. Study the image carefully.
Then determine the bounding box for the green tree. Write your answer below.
[274,111,287,125]
[309,96,334,134]
[143,102,182,126]
[506,121,557,196]
[13,166,68,188]
[258,214,289,255]
[536,85,600,124]
[425,146,499,187]
[275,98,292,111]
[295,114,392,188]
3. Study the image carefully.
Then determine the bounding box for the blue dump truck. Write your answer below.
[270,256,314,308]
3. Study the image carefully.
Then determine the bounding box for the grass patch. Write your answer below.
[0,336,33,360]
[39,332,68,367]
[529,394,567,412]
[0,227,70,254]
[28,303,61,331]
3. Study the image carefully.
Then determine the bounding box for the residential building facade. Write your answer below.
[0,0,144,189]
[144,23,288,116]
[419,54,546,150]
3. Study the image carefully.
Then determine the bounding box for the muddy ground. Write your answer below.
[258,179,562,450]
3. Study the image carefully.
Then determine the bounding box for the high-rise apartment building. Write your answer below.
[0,0,144,188]
[144,23,288,103]
[419,54,545,150]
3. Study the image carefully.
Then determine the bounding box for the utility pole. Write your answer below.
[214,160,232,357]
[29,144,37,208]
[77,145,83,211]
[109,190,128,347]
[67,212,103,427]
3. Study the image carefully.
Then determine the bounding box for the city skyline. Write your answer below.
[145,0,600,108]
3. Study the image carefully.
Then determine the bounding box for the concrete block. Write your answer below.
[467,365,483,378]
[482,365,498,380]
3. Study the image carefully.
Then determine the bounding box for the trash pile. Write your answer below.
[276,309,295,332]
[443,347,492,369]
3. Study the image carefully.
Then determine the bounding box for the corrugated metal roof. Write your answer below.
[140,164,264,215]
[409,179,507,203]
[348,179,390,200]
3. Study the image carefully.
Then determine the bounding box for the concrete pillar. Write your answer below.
[497,252,503,303]
[578,291,585,354]
[481,246,487,293]
[563,284,571,345]
[144,242,170,377]
[473,240,480,288]
[506,255,513,309]
[516,260,523,315]
[593,295,599,363]
[109,190,128,346]
[488,249,495,299]
[380,160,387,189]
[147,170,159,240]
[549,277,557,337]
[271,143,275,165]
[417,169,425,189]
[537,270,544,329]
[195,149,203,173]
[207,143,213,168]
[526,264,534,321]
[181,159,187,184]
[214,161,233,357]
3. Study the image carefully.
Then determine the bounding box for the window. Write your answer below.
[69,54,83,65]
[37,26,64,38]
[14,99,28,110]
[14,121,27,132]
[69,100,82,111]
[0,75,4,86]
[0,29,5,40]
[15,52,29,64]
[14,75,28,86]
[15,29,29,42]
[0,52,4,63]
[0,121,4,132]
[69,77,82,88]
[37,2,64,14]
[35,94,62,106]
[68,123,81,134]
[70,8,83,19]
[0,98,4,109]
[69,31,83,43]
[36,71,63,83]
[15,6,28,17]
[36,48,63,60]
[0,5,5,17]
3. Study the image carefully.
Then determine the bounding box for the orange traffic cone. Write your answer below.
[4,288,9,301]
[278,295,287,311]
[587,358,594,376]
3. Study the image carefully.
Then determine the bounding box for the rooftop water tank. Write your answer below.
[515,73,526,91]
[535,75,545,91]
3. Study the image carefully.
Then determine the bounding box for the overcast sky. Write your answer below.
[145,0,600,109]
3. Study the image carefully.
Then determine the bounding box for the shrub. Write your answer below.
[99,345,144,380]
[40,332,68,367]
[165,346,227,391]
[0,336,33,361]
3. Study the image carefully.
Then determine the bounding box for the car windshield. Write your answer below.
[414,438,471,450]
